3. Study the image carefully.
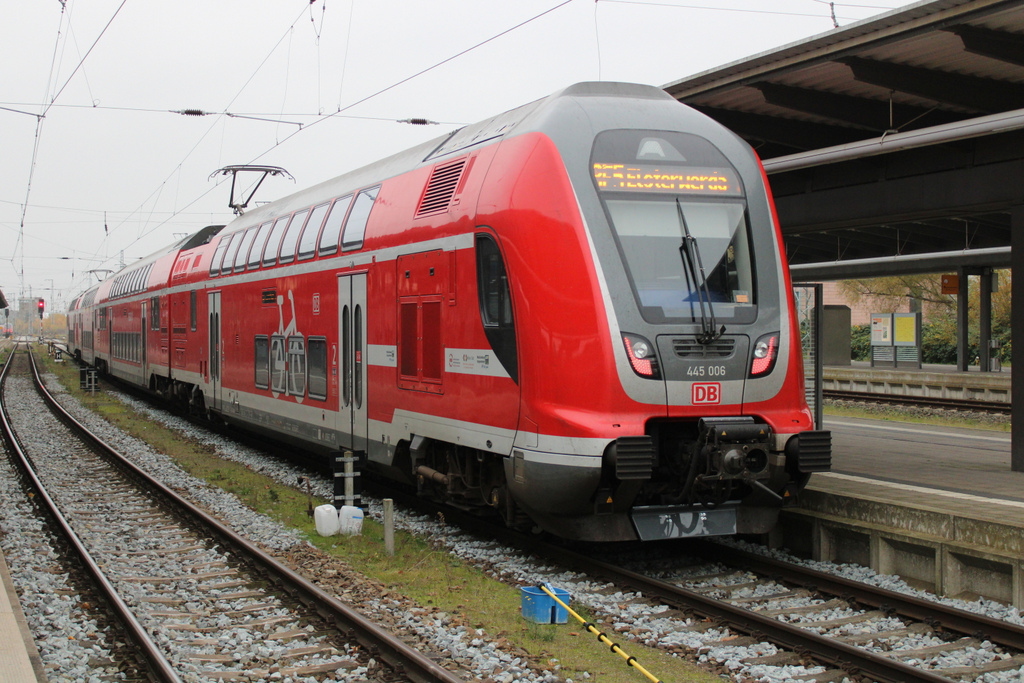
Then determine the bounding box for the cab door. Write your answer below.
[338,273,368,455]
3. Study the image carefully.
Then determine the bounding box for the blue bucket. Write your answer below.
[520,584,570,624]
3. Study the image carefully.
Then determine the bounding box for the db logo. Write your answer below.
[692,382,721,405]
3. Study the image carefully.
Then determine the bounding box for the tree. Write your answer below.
[837,274,953,313]
[838,271,1011,365]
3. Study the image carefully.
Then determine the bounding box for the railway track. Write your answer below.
[823,389,1011,414]
[0,346,465,683]
[386,491,1024,683]
[33,344,1024,681]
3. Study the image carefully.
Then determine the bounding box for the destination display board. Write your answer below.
[593,163,743,196]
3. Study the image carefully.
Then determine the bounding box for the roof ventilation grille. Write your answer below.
[416,159,467,217]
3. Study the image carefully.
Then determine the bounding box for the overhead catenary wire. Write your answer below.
[12,0,129,299]
[66,2,315,295]
[98,0,577,284]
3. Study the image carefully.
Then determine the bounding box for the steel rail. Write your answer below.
[388,491,953,683]
[700,540,1024,652]
[0,347,184,683]
[521,537,952,683]
[824,388,1011,414]
[23,349,464,683]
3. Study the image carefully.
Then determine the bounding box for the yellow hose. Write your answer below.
[537,583,663,683]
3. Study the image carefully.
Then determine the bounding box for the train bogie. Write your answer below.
[68,82,830,543]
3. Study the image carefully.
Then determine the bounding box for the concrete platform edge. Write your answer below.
[0,546,47,682]
[781,477,1024,607]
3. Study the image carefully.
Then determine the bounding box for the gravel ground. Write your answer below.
[7,370,1024,683]
[3,371,565,682]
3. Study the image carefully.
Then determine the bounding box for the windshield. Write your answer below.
[592,129,756,325]
[604,198,754,323]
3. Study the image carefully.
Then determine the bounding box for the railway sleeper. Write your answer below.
[881,636,983,659]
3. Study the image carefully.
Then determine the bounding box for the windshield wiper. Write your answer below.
[676,198,724,345]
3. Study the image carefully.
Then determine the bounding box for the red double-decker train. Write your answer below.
[68,82,830,542]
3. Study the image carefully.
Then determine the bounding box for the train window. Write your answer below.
[603,199,755,323]
[150,297,160,331]
[232,226,259,273]
[262,216,290,266]
[318,195,352,256]
[297,203,330,261]
[475,233,517,383]
[287,335,306,396]
[210,234,232,276]
[223,232,246,274]
[342,305,351,406]
[190,290,197,332]
[591,129,756,325]
[354,304,363,409]
[307,337,328,400]
[254,335,270,389]
[248,221,273,269]
[270,335,286,393]
[477,236,512,327]
[342,187,379,251]
[278,209,309,265]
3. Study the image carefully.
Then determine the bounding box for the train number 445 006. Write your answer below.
[686,365,726,377]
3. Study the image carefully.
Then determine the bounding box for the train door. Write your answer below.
[338,273,368,454]
[208,291,222,410]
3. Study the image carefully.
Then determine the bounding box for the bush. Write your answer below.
[850,324,871,361]
[921,321,959,364]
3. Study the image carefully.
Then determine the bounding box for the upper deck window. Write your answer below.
[232,226,259,273]
[247,221,273,269]
[592,130,756,325]
[262,216,290,266]
[279,209,310,265]
[318,195,352,256]
[298,202,330,260]
[210,235,231,276]
[342,187,379,251]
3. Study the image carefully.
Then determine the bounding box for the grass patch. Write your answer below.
[824,401,1011,432]
[36,352,718,682]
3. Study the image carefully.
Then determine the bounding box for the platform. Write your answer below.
[0,547,46,681]
[779,415,1024,607]
[822,361,1010,403]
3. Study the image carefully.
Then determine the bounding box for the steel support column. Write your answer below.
[956,267,969,372]
[979,268,993,373]
[1012,206,1024,472]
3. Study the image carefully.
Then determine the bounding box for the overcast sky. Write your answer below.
[1,0,920,311]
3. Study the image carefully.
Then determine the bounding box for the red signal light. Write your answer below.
[750,333,779,377]
[38,298,45,319]
[622,333,660,379]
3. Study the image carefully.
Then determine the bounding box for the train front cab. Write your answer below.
[601,128,829,541]
[497,106,830,542]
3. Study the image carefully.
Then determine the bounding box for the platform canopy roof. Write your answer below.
[664,0,1024,278]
